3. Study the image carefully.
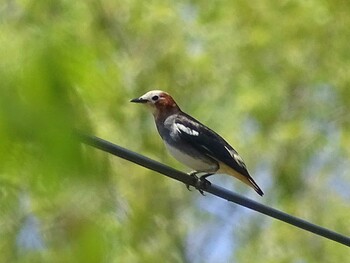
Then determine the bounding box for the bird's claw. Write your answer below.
[186,172,212,196]
[186,171,198,192]
[197,176,212,195]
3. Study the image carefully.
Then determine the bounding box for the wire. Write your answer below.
[79,134,350,247]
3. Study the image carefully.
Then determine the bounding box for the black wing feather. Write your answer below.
[175,113,250,177]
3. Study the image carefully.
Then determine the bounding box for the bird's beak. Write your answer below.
[130,97,148,103]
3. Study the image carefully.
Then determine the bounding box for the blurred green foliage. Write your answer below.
[1,0,349,262]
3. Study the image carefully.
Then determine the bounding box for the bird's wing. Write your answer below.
[174,113,249,177]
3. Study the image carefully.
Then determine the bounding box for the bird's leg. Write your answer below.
[186,171,201,191]
[186,171,213,195]
[200,173,213,180]
[188,171,201,176]
[197,173,213,195]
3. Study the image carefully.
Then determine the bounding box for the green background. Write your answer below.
[1,0,349,262]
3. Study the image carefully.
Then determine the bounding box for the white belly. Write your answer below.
[165,142,217,172]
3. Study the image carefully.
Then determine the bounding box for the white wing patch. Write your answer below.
[233,153,246,167]
[224,146,246,168]
[175,123,199,136]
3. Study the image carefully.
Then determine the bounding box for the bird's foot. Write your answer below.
[186,172,213,196]
[186,171,200,192]
[197,174,212,195]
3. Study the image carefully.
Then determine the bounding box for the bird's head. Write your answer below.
[130,90,180,117]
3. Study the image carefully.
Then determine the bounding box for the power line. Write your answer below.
[79,134,350,247]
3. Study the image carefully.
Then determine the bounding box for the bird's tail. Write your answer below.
[218,163,264,196]
[246,176,264,196]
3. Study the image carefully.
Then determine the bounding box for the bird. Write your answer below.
[130,90,264,196]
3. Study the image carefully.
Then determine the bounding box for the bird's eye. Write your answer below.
[152,95,159,101]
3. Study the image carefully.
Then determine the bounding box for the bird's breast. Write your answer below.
[164,141,218,172]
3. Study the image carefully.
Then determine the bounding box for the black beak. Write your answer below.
[130,97,148,103]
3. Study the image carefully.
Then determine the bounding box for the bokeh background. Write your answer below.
[1,0,350,262]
